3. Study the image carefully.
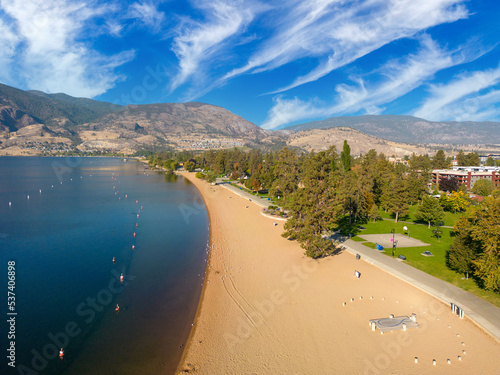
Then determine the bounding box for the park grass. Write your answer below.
[350,236,366,242]
[229,182,283,204]
[357,220,500,308]
[379,205,463,227]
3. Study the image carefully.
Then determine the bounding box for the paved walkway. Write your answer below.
[342,239,500,342]
[216,180,274,209]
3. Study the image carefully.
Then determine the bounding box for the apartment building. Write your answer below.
[432,166,500,189]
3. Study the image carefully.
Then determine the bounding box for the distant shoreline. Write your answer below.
[0,154,141,159]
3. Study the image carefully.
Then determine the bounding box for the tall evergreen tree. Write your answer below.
[448,197,500,290]
[385,177,409,222]
[414,195,445,228]
[357,149,378,193]
[447,217,479,279]
[409,153,432,174]
[433,150,448,169]
[469,197,500,291]
[405,171,427,204]
[369,203,382,222]
[215,151,226,174]
[282,149,340,258]
[338,171,365,225]
[270,147,299,199]
[340,140,351,172]
[249,149,263,175]
[456,150,466,166]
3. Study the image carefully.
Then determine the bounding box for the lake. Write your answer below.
[0,157,209,374]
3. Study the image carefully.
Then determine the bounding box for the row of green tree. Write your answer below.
[144,150,198,173]
[146,145,498,287]
[448,196,500,292]
[195,143,440,257]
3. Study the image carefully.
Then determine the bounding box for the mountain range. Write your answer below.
[287,115,500,145]
[1,83,499,156]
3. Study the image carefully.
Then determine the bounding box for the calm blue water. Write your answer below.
[0,157,209,374]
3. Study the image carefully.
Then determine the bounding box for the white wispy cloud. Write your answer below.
[129,1,165,32]
[106,20,125,37]
[0,0,134,97]
[261,36,475,129]
[169,0,261,92]
[0,18,19,85]
[429,89,500,122]
[414,65,500,121]
[261,95,327,130]
[223,0,469,93]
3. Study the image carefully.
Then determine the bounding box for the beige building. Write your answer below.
[432,166,500,189]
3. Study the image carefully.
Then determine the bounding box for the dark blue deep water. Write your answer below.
[0,157,209,375]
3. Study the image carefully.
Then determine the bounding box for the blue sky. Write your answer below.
[1,0,499,129]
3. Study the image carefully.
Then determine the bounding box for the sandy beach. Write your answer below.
[177,172,500,374]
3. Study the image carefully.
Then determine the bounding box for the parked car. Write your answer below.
[423,251,432,256]
[398,255,406,260]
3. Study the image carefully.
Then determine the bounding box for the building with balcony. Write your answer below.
[432,166,500,190]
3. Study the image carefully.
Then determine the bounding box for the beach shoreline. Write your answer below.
[175,174,213,374]
[175,171,500,374]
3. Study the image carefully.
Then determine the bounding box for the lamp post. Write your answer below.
[391,229,395,256]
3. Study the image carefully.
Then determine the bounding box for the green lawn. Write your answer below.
[352,220,500,308]
[229,182,283,204]
[379,205,463,227]
[350,236,366,242]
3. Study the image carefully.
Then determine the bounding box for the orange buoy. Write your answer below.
[137,214,139,218]
[133,232,136,238]
[119,197,121,200]
[125,195,127,198]
[120,273,124,282]
[112,257,115,263]
[59,348,64,358]
[132,245,135,250]
[136,223,138,227]
[141,206,143,210]
[115,304,119,312]
[136,200,138,203]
